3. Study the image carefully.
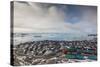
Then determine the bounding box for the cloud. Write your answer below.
[74,6,97,34]
[13,2,97,34]
[14,2,67,33]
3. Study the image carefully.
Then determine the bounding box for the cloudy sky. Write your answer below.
[13,1,97,34]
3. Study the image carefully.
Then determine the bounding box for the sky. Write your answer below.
[13,1,97,35]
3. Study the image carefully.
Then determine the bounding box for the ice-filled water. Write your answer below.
[13,33,95,45]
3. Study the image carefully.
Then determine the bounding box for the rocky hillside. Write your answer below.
[12,39,97,66]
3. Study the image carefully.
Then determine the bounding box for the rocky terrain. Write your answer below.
[12,38,97,66]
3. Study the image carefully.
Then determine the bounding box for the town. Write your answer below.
[13,38,97,66]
